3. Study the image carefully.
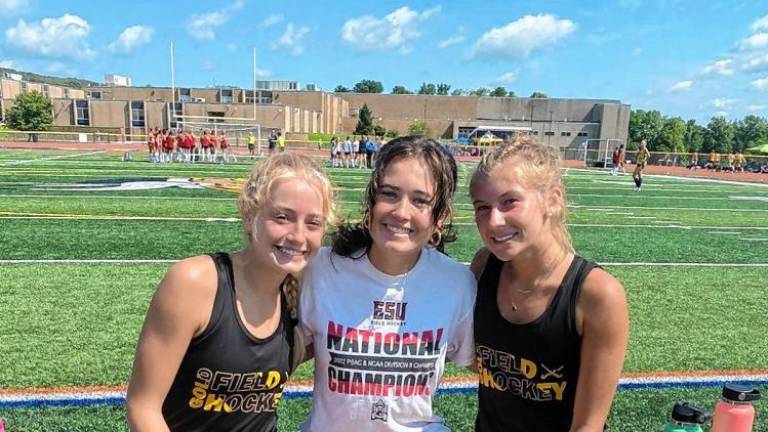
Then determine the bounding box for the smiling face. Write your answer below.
[471,160,556,261]
[247,177,325,276]
[367,156,437,270]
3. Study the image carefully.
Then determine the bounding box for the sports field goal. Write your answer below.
[173,114,263,154]
[583,138,624,168]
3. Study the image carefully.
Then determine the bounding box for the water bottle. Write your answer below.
[663,402,709,432]
[0,417,5,432]
[711,383,761,432]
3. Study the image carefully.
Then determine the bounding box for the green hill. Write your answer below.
[0,67,100,89]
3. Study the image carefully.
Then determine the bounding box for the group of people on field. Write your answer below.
[126,134,630,432]
[330,135,384,169]
[147,128,237,164]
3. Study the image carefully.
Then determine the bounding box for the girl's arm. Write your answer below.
[126,256,216,431]
[570,268,629,432]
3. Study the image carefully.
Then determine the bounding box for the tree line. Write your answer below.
[334,79,547,98]
[630,110,768,155]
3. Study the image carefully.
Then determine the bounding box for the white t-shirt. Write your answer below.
[352,140,360,152]
[299,247,476,432]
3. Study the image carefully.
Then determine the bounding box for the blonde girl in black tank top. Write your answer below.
[468,136,629,432]
[127,154,335,432]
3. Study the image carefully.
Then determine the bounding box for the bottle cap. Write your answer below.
[671,402,710,424]
[722,384,761,402]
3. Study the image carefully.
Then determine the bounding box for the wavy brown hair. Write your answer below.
[332,135,458,258]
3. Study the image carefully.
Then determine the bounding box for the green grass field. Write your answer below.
[1,148,767,431]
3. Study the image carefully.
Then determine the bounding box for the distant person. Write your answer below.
[277,131,286,153]
[268,129,278,155]
[610,145,625,175]
[342,136,352,168]
[350,136,359,168]
[247,131,257,159]
[633,139,650,192]
[126,154,335,432]
[687,151,699,169]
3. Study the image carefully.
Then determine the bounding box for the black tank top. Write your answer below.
[162,253,295,432]
[474,254,599,432]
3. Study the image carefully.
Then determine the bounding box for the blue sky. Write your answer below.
[1,0,768,123]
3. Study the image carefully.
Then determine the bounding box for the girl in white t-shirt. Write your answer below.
[299,136,476,432]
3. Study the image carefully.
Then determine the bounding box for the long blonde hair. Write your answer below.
[238,153,336,319]
[470,134,573,253]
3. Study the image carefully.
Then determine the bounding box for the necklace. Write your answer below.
[503,249,571,313]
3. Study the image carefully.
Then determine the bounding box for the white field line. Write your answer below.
[1,213,766,231]
[741,237,768,242]
[564,168,768,188]
[569,193,762,201]
[707,231,742,235]
[3,259,768,267]
[0,194,235,201]
[0,151,107,166]
[451,222,768,230]
[569,204,768,213]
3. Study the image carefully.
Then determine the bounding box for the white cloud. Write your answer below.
[271,23,309,56]
[702,59,734,76]
[108,25,154,54]
[746,104,766,111]
[254,67,271,78]
[750,15,768,32]
[187,0,244,40]
[739,32,768,51]
[0,59,17,68]
[715,111,729,118]
[438,27,465,49]
[0,0,30,17]
[5,14,95,60]
[668,80,693,92]
[632,47,643,56]
[262,13,284,28]
[752,76,768,90]
[742,53,768,72]
[200,60,215,71]
[226,43,237,52]
[341,6,441,53]
[470,14,576,59]
[495,71,518,84]
[711,98,735,109]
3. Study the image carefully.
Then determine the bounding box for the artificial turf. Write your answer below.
[1,152,767,431]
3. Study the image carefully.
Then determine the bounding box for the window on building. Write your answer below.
[561,131,572,137]
[63,88,70,98]
[75,99,90,126]
[169,102,182,128]
[131,101,145,127]
[544,131,555,136]
[207,112,225,123]
[179,88,191,102]
[21,82,28,93]
[577,132,588,137]
[42,85,50,98]
[220,89,233,103]
[532,130,539,135]
[89,91,102,99]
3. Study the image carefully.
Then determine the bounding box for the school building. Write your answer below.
[1,74,630,149]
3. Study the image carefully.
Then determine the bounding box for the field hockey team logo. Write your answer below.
[187,367,288,413]
[371,399,388,421]
[476,345,568,402]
